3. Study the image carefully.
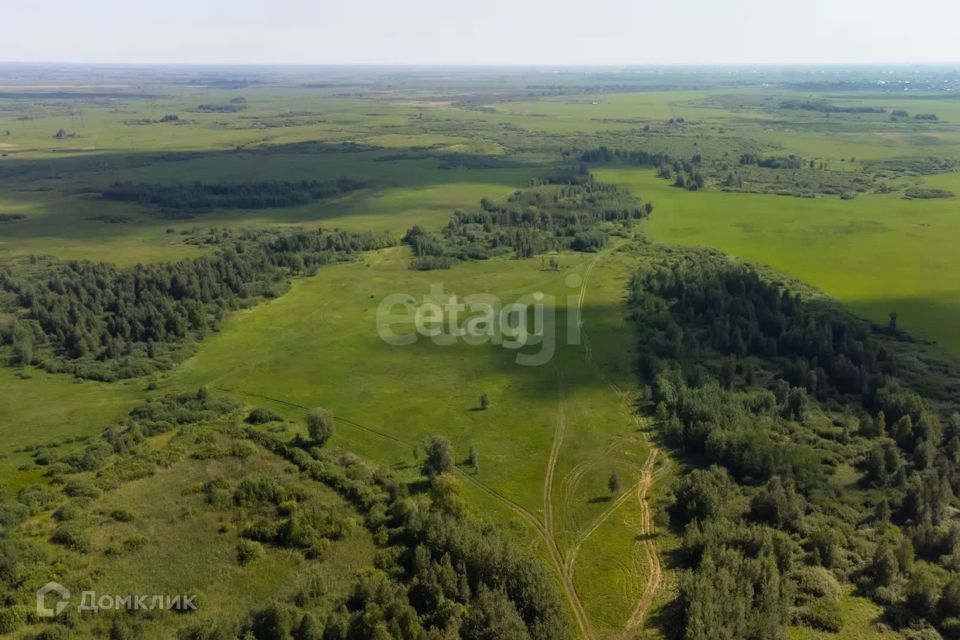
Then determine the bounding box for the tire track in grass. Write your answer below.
[571,246,664,638]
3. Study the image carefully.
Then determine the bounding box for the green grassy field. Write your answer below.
[597,168,960,358]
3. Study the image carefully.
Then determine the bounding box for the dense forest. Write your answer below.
[0,227,394,380]
[101,178,366,217]
[628,244,960,639]
[402,171,651,270]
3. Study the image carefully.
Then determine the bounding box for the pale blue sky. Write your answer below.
[2,0,958,65]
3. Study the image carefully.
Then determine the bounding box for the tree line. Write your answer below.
[629,244,960,639]
[0,227,394,380]
[102,178,366,217]
[402,171,651,270]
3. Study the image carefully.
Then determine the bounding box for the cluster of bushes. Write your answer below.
[866,157,957,177]
[904,187,955,200]
[0,227,394,379]
[102,178,365,215]
[241,428,572,639]
[0,497,44,634]
[402,172,650,269]
[629,245,960,638]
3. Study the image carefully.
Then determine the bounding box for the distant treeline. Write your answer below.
[780,99,886,114]
[102,178,366,216]
[630,245,960,639]
[579,146,707,192]
[739,153,804,170]
[403,171,651,269]
[579,146,673,167]
[0,228,394,380]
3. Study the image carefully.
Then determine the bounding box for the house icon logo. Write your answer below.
[36,581,71,618]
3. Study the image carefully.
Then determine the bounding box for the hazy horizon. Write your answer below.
[3,0,959,67]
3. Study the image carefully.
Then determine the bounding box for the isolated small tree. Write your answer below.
[608,473,621,495]
[888,311,898,332]
[306,407,335,446]
[422,436,454,477]
[480,393,491,410]
[467,446,478,472]
[54,128,67,139]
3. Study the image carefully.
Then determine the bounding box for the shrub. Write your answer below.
[246,408,283,424]
[109,508,135,522]
[237,539,264,566]
[35,624,71,640]
[51,523,91,553]
[0,607,27,633]
[798,597,843,632]
[234,476,287,506]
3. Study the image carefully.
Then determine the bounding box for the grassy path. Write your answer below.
[575,247,664,638]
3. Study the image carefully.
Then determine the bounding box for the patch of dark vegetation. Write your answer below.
[739,153,804,169]
[780,99,886,114]
[85,214,130,224]
[629,244,960,640]
[245,407,283,424]
[0,227,395,380]
[580,146,675,168]
[436,153,527,170]
[196,103,246,113]
[0,213,26,223]
[402,169,650,269]
[123,114,182,126]
[101,177,366,216]
[903,187,955,200]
